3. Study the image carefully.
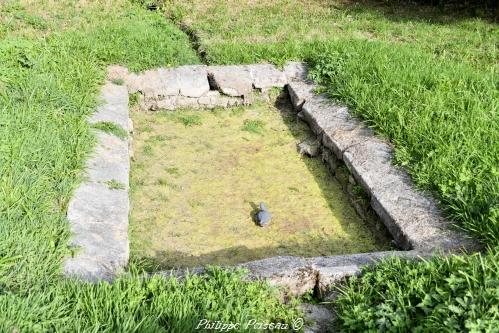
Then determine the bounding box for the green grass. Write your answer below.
[241,119,266,134]
[0,0,299,330]
[105,179,126,190]
[91,121,128,139]
[308,40,498,245]
[162,0,499,330]
[334,252,499,332]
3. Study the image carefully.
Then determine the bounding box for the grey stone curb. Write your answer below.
[156,250,423,296]
[64,82,130,282]
[288,76,478,253]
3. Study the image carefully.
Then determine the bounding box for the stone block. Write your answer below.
[89,82,130,132]
[174,96,200,108]
[284,61,309,81]
[65,82,130,282]
[287,81,316,111]
[106,65,129,81]
[176,65,210,98]
[208,65,253,97]
[65,181,129,282]
[300,303,335,333]
[247,64,287,89]
[300,95,336,135]
[239,256,316,296]
[86,132,130,186]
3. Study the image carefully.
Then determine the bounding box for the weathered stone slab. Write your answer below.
[297,139,320,157]
[65,81,130,282]
[145,97,175,111]
[198,90,244,108]
[301,96,375,160]
[143,92,245,111]
[207,65,253,97]
[296,84,380,160]
[322,126,374,160]
[240,256,316,296]
[176,65,210,98]
[89,83,130,132]
[342,136,476,251]
[173,96,200,108]
[287,81,316,111]
[125,73,143,94]
[284,61,309,81]
[300,95,346,135]
[139,68,180,98]
[300,303,335,333]
[64,152,130,282]
[247,64,287,90]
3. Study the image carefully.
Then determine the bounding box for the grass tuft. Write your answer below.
[91,121,128,139]
[105,179,126,190]
[177,114,202,127]
[241,119,265,135]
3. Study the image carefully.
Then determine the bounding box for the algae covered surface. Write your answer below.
[130,94,388,268]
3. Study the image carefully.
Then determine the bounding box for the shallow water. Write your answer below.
[130,95,389,268]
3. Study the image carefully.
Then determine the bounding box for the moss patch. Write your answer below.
[130,94,389,268]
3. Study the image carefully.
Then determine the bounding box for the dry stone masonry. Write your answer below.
[65,62,478,288]
[107,63,288,112]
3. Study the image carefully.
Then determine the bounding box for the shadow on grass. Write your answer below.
[333,0,497,24]
[134,233,381,271]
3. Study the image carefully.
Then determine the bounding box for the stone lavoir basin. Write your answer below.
[63,62,477,295]
[130,92,390,268]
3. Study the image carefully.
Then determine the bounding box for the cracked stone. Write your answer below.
[208,65,254,97]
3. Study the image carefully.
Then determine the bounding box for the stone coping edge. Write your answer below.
[155,250,424,296]
[64,81,131,282]
[287,78,478,253]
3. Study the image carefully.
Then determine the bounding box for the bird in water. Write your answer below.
[256,202,272,227]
